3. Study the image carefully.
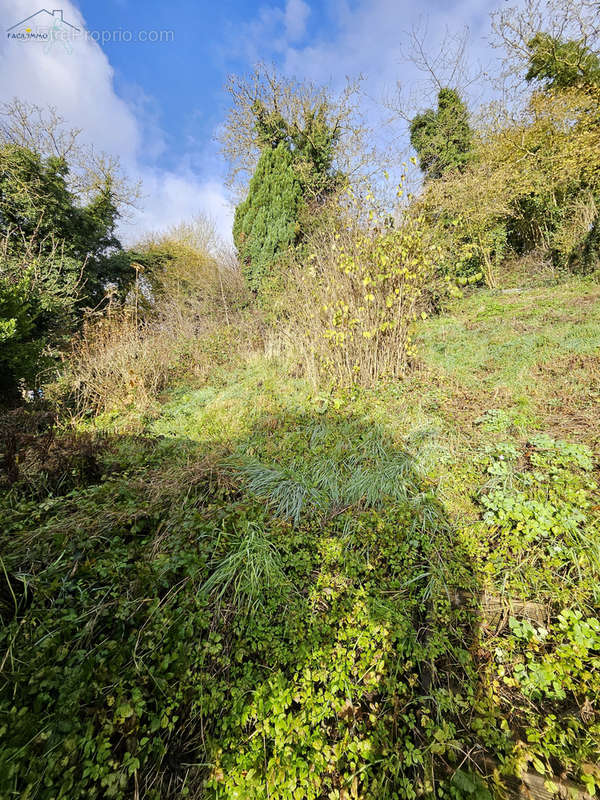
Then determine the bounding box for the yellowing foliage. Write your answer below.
[424,86,600,284]
[286,178,440,385]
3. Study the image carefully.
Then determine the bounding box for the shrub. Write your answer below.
[423,85,600,283]
[0,244,81,403]
[283,182,439,386]
[133,215,245,316]
[60,218,250,416]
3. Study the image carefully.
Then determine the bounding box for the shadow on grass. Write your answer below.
[0,404,492,800]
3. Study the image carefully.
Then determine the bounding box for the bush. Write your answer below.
[60,217,250,417]
[423,85,600,284]
[283,183,440,386]
[0,244,80,403]
[134,215,245,315]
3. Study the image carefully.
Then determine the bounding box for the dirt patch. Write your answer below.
[532,354,600,447]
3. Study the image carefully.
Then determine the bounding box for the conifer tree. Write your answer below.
[233,142,303,292]
[409,88,473,180]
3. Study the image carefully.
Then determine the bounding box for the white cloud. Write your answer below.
[285,0,310,41]
[281,0,500,100]
[123,173,234,246]
[0,0,233,244]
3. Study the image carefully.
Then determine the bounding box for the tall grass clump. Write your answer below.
[230,415,421,524]
[200,520,288,612]
[283,179,440,386]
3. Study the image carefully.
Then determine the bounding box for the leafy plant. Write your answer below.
[200,520,288,612]
[410,88,474,180]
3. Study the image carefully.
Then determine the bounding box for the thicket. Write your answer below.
[62,217,248,417]
[2,405,599,799]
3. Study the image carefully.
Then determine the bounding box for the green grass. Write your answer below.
[2,279,600,799]
[416,280,600,399]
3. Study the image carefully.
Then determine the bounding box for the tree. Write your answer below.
[409,88,474,180]
[491,0,600,92]
[252,100,340,202]
[526,32,600,88]
[226,67,350,293]
[233,142,303,292]
[0,103,139,402]
[0,143,129,307]
[0,99,140,211]
[220,65,373,190]
[422,84,600,284]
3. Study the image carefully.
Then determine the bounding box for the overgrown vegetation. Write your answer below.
[2,1,600,798]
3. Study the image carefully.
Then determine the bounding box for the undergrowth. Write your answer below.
[2,284,600,800]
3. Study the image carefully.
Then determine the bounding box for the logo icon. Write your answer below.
[6,9,80,54]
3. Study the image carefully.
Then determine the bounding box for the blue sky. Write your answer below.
[76,0,259,173]
[1,0,503,241]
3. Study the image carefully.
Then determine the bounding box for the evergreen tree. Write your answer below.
[409,88,473,180]
[233,142,303,292]
[233,100,341,293]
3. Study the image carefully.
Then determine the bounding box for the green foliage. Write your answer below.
[0,143,133,400]
[200,520,288,611]
[409,89,474,180]
[233,142,303,292]
[526,33,600,89]
[423,84,600,283]
[473,436,600,787]
[479,435,599,598]
[0,252,80,402]
[2,296,600,800]
[233,97,342,294]
[0,144,127,304]
[230,415,419,523]
[253,100,340,201]
[0,412,480,800]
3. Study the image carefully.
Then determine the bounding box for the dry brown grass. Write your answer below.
[63,310,188,414]
[57,216,259,416]
[61,298,268,417]
[531,354,600,447]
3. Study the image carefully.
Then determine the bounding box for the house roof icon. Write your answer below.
[7,8,80,32]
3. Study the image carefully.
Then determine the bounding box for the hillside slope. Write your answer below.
[2,280,599,800]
